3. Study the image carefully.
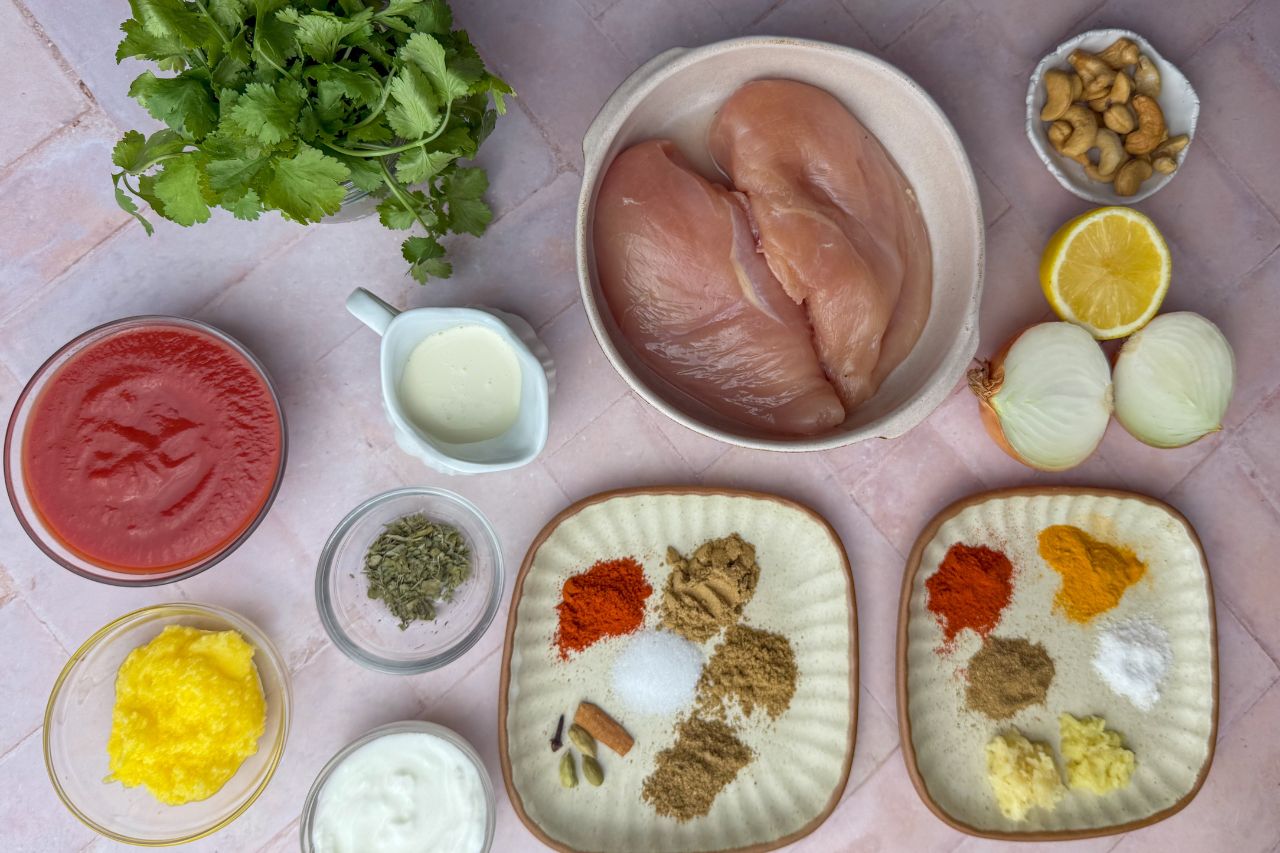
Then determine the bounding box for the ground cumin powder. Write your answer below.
[697,624,798,720]
[641,717,753,821]
[965,636,1055,719]
[660,534,760,643]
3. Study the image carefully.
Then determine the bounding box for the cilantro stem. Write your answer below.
[325,103,453,157]
[378,157,433,233]
[351,76,395,130]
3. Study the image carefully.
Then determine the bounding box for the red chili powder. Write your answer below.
[925,543,1014,646]
[555,557,652,659]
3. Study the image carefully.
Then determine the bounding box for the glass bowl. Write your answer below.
[299,720,496,853]
[44,603,292,846]
[3,315,287,586]
[316,487,503,674]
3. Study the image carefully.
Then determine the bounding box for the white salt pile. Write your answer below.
[1092,616,1172,710]
[611,630,703,716]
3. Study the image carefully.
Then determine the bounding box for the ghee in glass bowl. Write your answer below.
[107,625,266,805]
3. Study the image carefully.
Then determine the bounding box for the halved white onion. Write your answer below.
[969,322,1113,471]
[1113,312,1235,448]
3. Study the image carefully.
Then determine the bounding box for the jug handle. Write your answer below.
[346,287,400,336]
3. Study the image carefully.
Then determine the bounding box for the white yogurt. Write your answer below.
[398,325,522,444]
[311,731,489,853]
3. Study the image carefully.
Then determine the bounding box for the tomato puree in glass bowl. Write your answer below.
[19,322,283,575]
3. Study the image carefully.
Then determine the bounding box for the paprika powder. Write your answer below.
[555,557,652,659]
[926,543,1015,646]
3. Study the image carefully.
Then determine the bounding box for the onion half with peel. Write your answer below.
[969,323,1113,471]
[1113,312,1235,448]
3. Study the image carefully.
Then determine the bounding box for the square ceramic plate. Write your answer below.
[897,487,1218,840]
[499,487,857,853]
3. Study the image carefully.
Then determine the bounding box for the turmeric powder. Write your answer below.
[1038,525,1146,622]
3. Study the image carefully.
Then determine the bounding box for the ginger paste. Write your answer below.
[107,625,266,805]
[1059,713,1135,794]
[985,731,1065,821]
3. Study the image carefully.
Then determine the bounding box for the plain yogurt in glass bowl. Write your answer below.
[300,720,495,853]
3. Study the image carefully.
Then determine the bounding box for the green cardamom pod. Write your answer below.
[567,723,596,758]
[559,750,577,788]
[582,755,604,787]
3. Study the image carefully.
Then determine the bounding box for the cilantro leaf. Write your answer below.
[112,128,188,172]
[333,154,384,192]
[386,65,439,139]
[401,33,470,103]
[208,0,248,27]
[291,10,373,63]
[128,70,218,139]
[264,144,349,223]
[402,235,452,282]
[377,193,420,230]
[407,0,451,34]
[305,64,382,107]
[205,151,273,196]
[395,147,457,184]
[228,80,305,144]
[116,18,187,67]
[112,172,155,236]
[225,187,264,220]
[253,0,298,68]
[151,153,213,226]
[130,0,220,51]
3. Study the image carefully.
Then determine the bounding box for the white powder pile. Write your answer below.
[1092,616,1172,710]
[610,630,703,716]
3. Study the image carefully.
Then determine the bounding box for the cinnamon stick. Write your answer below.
[574,701,633,757]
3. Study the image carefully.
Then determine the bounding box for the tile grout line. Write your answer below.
[1197,136,1280,228]
[872,0,947,53]
[0,726,39,769]
[8,0,102,110]
[0,104,93,176]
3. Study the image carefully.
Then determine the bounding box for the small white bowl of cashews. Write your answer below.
[1026,29,1199,204]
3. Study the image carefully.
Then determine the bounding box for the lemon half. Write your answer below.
[1040,207,1171,340]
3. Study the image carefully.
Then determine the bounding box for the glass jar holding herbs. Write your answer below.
[316,488,503,674]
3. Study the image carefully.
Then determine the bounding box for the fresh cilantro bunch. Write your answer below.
[111,0,512,282]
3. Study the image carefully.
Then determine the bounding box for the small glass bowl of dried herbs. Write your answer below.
[316,487,502,674]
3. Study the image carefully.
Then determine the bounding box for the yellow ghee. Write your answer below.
[1059,712,1135,794]
[107,625,266,805]
[985,731,1065,821]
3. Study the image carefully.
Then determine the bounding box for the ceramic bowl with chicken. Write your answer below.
[576,37,984,452]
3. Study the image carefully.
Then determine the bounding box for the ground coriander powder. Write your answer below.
[965,636,1055,719]
[697,624,798,720]
[641,717,753,821]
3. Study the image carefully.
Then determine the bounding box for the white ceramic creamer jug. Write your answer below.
[346,288,553,475]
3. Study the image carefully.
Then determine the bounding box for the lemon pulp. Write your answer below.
[106,625,266,805]
[1040,206,1170,339]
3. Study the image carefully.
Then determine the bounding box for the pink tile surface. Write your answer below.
[3,2,1280,852]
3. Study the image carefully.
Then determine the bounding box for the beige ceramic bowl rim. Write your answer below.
[575,35,985,452]
[895,486,1220,840]
[43,602,293,847]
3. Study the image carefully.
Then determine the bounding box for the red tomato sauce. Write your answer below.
[22,324,283,573]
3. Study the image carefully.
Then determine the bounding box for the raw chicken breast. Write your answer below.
[593,139,845,436]
[709,79,932,410]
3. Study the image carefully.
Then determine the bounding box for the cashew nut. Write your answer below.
[1152,156,1177,175]
[1060,104,1098,157]
[1048,120,1073,152]
[1092,128,1129,179]
[1152,133,1190,159]
[1069,50,1117,99]
[1134,55,1161,98]
[1069,73,1084,101]
[1103,103,1137,134]
[1088,73,1133,111]
[1097,37,1141,70]
[1114,158,1153,196]
[1041,69,1076,121]
[1124,95,1168,155]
